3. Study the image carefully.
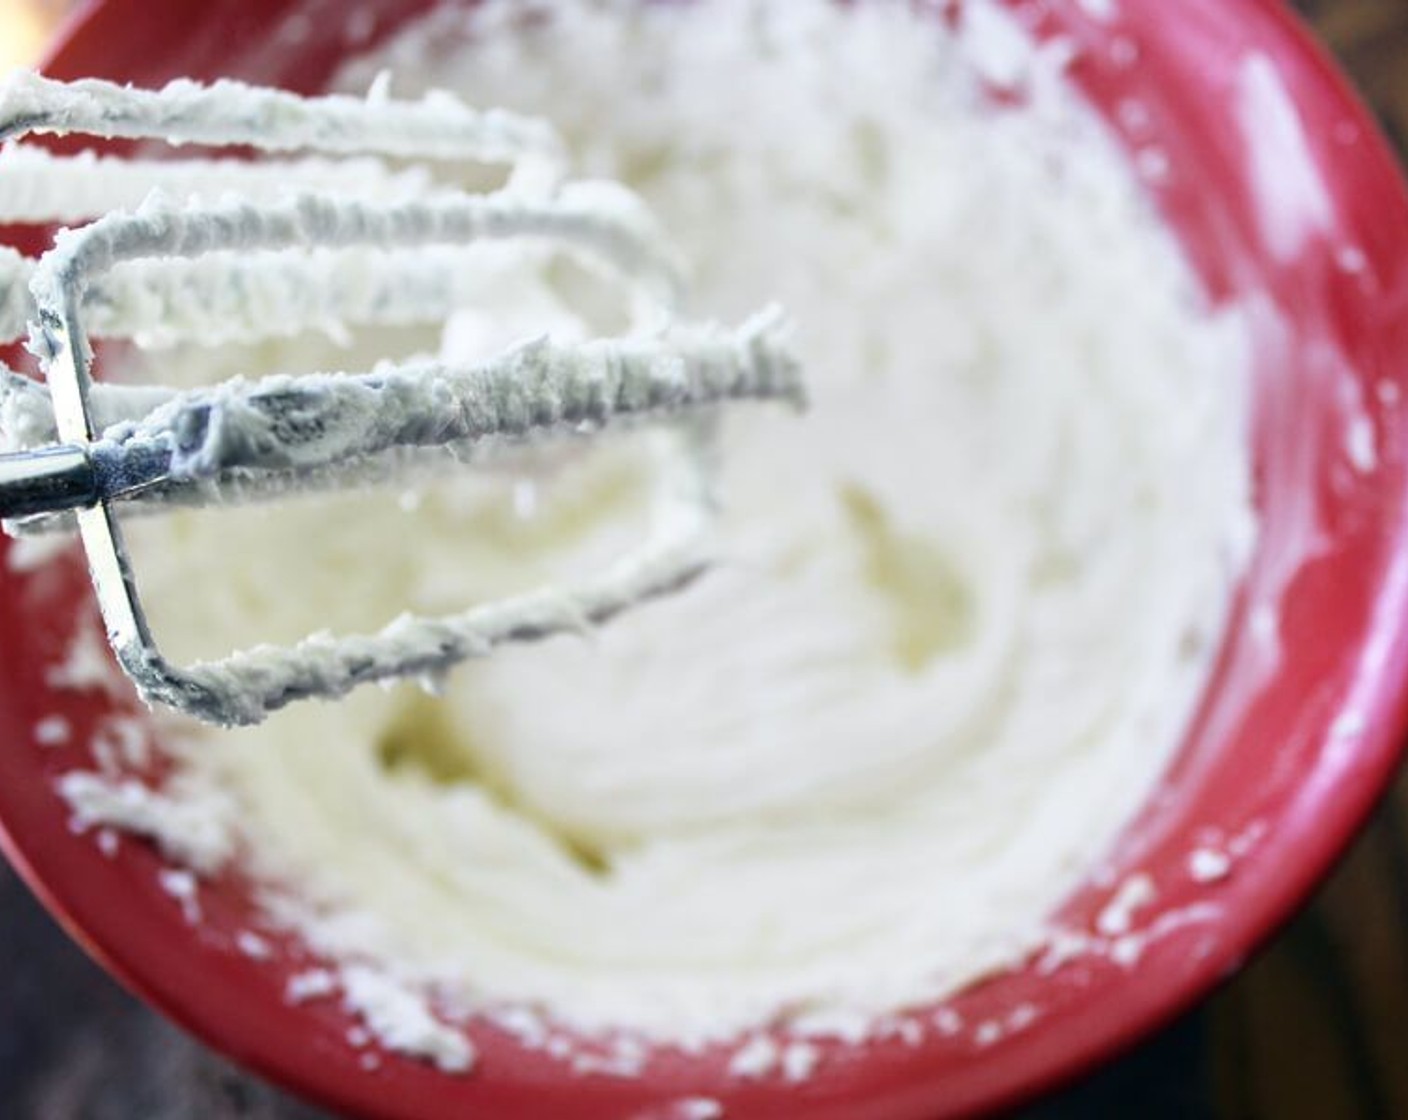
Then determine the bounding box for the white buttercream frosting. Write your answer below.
[50,0,1253,1058]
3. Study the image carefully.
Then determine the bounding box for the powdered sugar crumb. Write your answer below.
[487,1005,551,1049]
[340,965,475,1073]
[1346,417,1377,473]
[677,1098,724,1120]
[545,1036,573,1060]
[57,771,236,873]
[1113,903,1224,968]
[90,715,151,772]
[1110,936,1142,967]
[1075,0,1117,21]
[286,968,338,1004]
[781,1041,820,1082]
[158,867,201,923]
[236,931,273,959]
[1036,927,1096,974]
[34,714,71,746]
[958,1,1038,90]
[727,1034,780,1079]
[892,1018,924,1046]
[1188,848,1232,883]
[566,1033,649,1078]
[1096,873,1156,936]
[789,1009,872,1044]
[967,1001,1040,1048]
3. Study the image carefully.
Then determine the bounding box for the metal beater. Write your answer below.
[0,73,803,726]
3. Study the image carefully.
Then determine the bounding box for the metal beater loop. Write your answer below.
[0,74,802,726]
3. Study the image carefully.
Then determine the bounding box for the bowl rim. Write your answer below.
[3,1,1408,1118]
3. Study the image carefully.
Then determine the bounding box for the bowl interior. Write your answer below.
[4,2,1408,1118]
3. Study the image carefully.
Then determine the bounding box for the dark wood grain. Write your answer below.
[2,2,1408,1118]
[1208,766,1408,1120]
[0,859,328,1119]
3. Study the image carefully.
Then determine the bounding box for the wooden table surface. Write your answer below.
[4,2,1408,1117]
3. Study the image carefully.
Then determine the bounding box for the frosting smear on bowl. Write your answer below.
[59,0,1253,1065]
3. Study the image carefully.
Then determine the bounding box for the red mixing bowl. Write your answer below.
[3,1,1408,1117]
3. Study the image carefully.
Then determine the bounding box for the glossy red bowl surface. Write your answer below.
[4,1,1408,1118]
